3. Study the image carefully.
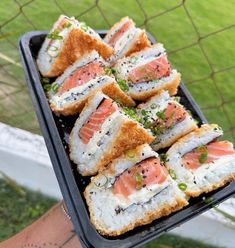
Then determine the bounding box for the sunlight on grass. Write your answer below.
[0,0,234,143]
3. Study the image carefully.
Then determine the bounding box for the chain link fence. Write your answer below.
[0,0,235,142]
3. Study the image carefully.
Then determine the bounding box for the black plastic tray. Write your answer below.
[19,30,235,248]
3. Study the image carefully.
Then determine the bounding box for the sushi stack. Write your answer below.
[37,15,235,236]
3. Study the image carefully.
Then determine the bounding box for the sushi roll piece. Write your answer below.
[137,91,198,150]
[69,92,154,176]
[37,15,113,77]
[114,44,181,101]
[104,17,150,64]
[166,124,235,197]
[49,51,135,115]
[84,144,188,236]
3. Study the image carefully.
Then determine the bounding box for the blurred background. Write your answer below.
[0,0,235,247]
[0,0,235,142]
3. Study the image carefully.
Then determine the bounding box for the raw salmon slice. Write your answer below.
[113,157,168,198]
[58,61,104,95]
[153,103,187,134]
[79,98,118,144]
[164,103,187,128]
[128,55,170,83]
[182,141,235,170]
[108,20,132,47]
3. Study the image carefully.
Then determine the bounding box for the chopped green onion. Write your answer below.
[123,107,136,116]
[178,183,187,191]
[104,66,113,76]
[150,103,157,109]
[169,169,177,180]
[123,107,141,122]
[116,78,129,92]
[141,109,147,116]
[41,77,50,84]
[174,96,180,102]
[196,145,207,153]
[126,149,135,158]
[80,21,88,31]
[143,120,151,129]
[114,98,122,106]
[94,174,108,188]
[47,29,63,40]
[202,196,213,204]
[130,56,138,63]
[159,153,168,162]
[139,67,146,73]
[43,84,51,92]
[51,82,60,94]
[197,145,208,164]
[156,111,165,120]
[48,45,59,51]
[199,151,208,164]
[135,173,142,190]
[169,110,176,120]
[152,139,160,145]
[169,124,174,130]
[152,126,161,135]
[63,22,72,29]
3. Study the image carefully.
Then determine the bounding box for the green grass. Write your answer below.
[0,179,218,248]
[0,179,57,241]
[0,0,235,142]
[143,234,219,248]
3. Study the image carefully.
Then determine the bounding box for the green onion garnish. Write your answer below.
[150,103,157,109]
[63,22,72,29]
[174,96,180,102]
[178,183,187,191]
[169,124,174,130]
[135,173,142,190]
[156,111,165,120]
[126,149,135,158]
[197,145,208,164]
[197,145,207,153]
[169,169,177,180]
[130,56,138,63]
[47,29,63,40]
[43,84,51,92]
[51,82,60,94]
[141,109,147,116]
[104,66,113,76]
[116,78,129,92]
[94,175,108,188]
[202,196,213,204]
[143,120,151,129]
[152,126,161,135]
[41,77,50,84]
[169,110,176,120]
[114,98,122,106]
[199,152,208,164]
[159,153,168,162]
[80,22,88,31]
[48,45,59,51]
[123,107,141,122]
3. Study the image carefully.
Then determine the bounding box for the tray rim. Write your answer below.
[18,30,235,248]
